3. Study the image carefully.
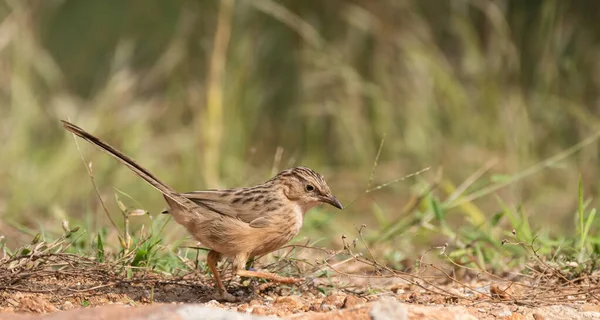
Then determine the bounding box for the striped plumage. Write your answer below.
[61,120,342,301]
[169,166,341,258]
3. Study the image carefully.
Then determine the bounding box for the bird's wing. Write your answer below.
[181,189,279,226]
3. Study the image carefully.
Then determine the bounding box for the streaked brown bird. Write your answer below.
[61,120,343,301]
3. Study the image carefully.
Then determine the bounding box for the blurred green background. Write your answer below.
[1,0,600,254]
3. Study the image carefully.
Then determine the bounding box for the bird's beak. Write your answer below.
[322,195,343,210]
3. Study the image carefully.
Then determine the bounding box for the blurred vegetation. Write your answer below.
[1,0,600,269]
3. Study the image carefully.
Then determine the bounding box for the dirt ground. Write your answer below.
[1,246,599,319]
[1,264,599,319]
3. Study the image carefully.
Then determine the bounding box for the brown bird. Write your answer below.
[61,120,343,301]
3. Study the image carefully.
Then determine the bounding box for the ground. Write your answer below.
[0,253,599,319]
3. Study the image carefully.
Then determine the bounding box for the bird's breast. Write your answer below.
[289,203,305,232]
[247,206,304,257]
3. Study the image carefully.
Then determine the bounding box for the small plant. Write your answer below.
[576,175,597,263]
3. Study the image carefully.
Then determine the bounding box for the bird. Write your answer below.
[61,120,343,301]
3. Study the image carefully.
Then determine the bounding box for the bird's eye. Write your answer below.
[305,184,314,192]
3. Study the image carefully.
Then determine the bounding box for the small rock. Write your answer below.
[323,295,345,308]
[237,303,250,313]
[369,296,408,320]
[495,308,512,317]
[252,306,267,315]
[204,300,222,308]
[390,284,409,293]
[274,296,303,312]
[342,295,363,308]
[249,299,262,306]
[62,301,73,310]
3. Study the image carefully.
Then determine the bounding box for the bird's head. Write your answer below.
[273,166,343,213]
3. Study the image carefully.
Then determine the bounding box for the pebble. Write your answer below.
[342,295,363,308]
[496,308,512,317]
[274,296,304,311]
[369,296,408,320]
[251,306,267,315]
[248,299,262,306]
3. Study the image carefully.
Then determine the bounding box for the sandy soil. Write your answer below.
[1,265,599,319]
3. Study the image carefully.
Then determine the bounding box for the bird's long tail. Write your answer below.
[61,120,188,209]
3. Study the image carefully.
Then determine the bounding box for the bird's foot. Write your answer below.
[209,291,237,302]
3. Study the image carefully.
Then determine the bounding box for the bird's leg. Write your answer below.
[233,254,301,284]
[207,250,236,301]
[236,269,302,284]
